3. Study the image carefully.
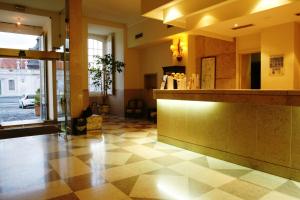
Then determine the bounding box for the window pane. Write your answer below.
[9,80,15,91]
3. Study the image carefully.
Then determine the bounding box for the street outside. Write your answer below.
[0,96,38,123]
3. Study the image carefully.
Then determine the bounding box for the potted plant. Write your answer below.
[34,88,41,116]
[89,54,125,114]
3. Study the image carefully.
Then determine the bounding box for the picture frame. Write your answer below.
[269,55,284,76]
[201,56,216,89]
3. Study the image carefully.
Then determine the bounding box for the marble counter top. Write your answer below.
[153,89,300,106]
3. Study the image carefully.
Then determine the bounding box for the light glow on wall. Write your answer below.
[164,7,183,23]
[197,15,217,28]
[252,0,291,13]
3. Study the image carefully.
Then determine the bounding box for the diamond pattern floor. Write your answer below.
[0,115,299,200]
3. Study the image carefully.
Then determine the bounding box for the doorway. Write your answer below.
[240,52,261,89]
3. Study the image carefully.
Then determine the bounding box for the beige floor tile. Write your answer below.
[75,183,131,200]
[123,145,166,159]
[151,155,184,166]
[131,137,156,144]
[172,150,204,160]
[0,180,71,200]
[87,152,133,166]
[130,174,190,199]
[101,160,162,182]
[220,179,270,200]
[195,189,243,200]
[207,157,251,170]
[260,191,299,200]
[276,180,300,199]
[49,156,91,178]
[103,134,128,143]
[169,161,235,187]
[69,143,119,156]
[240,170,288,190]
[121,131,149,138]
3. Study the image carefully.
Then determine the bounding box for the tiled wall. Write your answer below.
[157,99,300,179]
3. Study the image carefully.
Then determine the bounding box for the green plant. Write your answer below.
[35,88,40,105]
[89,54,125,105]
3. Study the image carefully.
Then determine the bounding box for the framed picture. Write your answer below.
[270,55,284,76]
[201,56,216,89]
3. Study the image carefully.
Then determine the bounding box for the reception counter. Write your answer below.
[154,89,300,180]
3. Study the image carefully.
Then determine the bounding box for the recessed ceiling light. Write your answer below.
[234,23,239,27]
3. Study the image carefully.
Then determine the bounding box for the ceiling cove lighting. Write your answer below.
[164,7,182,23]
[252,0,291,13]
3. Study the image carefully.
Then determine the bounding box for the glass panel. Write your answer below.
[0,58,43,125]
[0,32,42,50]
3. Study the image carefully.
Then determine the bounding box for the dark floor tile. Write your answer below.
[112,175,139,195]
[64,173,106,192]
[48,192,80,200]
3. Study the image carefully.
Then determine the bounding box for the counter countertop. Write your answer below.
[153,89,300,106]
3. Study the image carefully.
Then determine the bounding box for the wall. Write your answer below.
[139,41,173,108]
[195,36,236,89]
[261,23,295,89]
[108,29,125,115]
[294,23,300,89]
[236,33,261,88]
[128,19,184,48]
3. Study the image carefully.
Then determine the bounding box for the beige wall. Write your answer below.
[195,36,236,89]
[261,23,295,89]
[128,19,184,48]
[294,23,300,89]
[140,41,173,88]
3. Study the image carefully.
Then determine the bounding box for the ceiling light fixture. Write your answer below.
[16,18,21,26]
[234,23,239,27]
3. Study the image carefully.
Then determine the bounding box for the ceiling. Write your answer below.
[202,2,300,37]
[0,0,65,12]
[200,2,300,38]
[82,0,144,26]
[88,23,123,35]
[0,9,49,27]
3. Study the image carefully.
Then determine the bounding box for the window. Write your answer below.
[88,38,103,92]
[8,80,15,91]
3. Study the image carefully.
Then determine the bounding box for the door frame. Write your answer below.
[0,47,65,126]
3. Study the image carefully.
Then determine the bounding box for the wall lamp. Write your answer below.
[170,38,184,62]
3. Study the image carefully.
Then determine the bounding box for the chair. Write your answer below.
[125,99,145,118]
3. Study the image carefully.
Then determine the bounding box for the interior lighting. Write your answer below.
[252,0,291,13]
[164,7,182,23]
[16,18,21,26]
[170,38,184,62]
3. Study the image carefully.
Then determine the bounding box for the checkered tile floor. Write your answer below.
[0,116,300,200]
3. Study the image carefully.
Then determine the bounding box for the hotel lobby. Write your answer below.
[0,0,300,199]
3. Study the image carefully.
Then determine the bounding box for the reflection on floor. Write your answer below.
[0,116,300,200]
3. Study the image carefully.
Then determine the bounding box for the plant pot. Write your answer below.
[35,105,40,116]
[101,105,110,114]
